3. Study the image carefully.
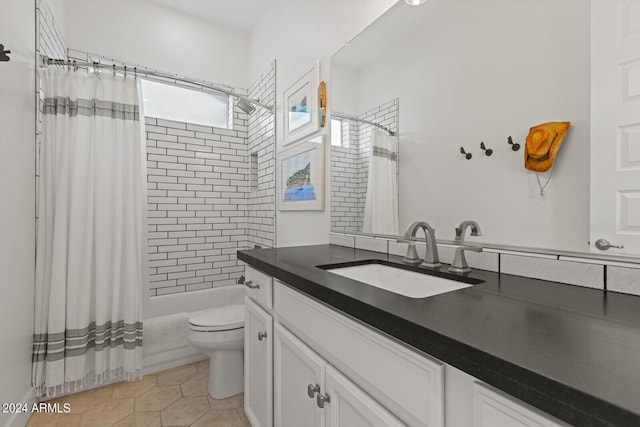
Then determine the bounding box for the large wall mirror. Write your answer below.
[330,0,640,258]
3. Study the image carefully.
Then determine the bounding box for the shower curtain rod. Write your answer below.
[41,56,274,113]
[332,112,395,136]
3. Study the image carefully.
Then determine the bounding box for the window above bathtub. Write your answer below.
[141,78,231,129]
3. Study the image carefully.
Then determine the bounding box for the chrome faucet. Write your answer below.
[455,220,482,241]
[397,221,441,268]
[449,246,483,273]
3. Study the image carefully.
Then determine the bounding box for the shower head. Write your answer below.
[237,98,256,115]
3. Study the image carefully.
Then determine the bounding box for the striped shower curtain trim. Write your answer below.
[32,321,143,362]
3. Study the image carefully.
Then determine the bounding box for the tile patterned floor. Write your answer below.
[26,360,251,427]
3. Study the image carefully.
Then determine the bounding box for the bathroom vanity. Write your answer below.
[239,244,640,427]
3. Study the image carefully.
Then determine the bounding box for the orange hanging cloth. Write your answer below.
[318,80,327,127]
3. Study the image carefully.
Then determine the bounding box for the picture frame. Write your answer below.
[278,135,325,211]
[282,63,320,146]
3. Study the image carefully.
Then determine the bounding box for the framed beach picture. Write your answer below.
[282,63,320,145]
[278,136,325,211]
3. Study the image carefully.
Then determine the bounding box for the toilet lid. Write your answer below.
[189,305,244,331]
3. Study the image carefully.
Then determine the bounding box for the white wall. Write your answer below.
[334,0,591,251]
[0,1,36,426]
[64,0,250,88]
[249,0,397,247]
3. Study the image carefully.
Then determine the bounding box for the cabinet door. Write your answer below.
[245,297,273,427]
[473,382,568,427]
[324,365,405,427]
[274,323,325,427]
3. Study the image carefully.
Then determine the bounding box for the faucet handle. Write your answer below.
[397,238,422,265]
[448,245,483,273]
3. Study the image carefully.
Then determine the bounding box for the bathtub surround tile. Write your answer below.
[501,254,604,289]
[28,362,250,426]
[607,266,640,296]
[146,63,275,298]
[247,61,276,249]
[146,115,248,297]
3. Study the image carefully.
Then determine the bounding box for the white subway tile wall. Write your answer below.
[35,0,68,225]
[331,99,399,232]
[247,61,276,248]
[145,111,250,297]
[36,0,67,60]
[145,63,276,297]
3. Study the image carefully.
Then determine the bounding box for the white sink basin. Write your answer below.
[325,263,473,298]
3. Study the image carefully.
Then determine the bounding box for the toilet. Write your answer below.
[187,304,245,399]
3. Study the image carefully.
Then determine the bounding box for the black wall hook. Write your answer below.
[480,141,493,156]
[460,146,472,160]
[507,136,520,151]
[0,44,11,62]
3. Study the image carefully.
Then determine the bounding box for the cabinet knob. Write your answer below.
[245,280,260,289]
[307,383,320,398]
[316,392,330,408]
[257,331,267,341]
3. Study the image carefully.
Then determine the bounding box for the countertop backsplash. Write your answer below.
[330,232,640,296]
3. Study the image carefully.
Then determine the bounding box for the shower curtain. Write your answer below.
[362,129,399,235]
[33,68,144,396]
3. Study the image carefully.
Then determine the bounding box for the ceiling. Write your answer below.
[147,0,271,31]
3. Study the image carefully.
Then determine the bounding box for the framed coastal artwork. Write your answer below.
[282,63,320,146]
[278,135,325,211]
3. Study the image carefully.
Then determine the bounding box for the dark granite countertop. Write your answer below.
[237,244,640,427]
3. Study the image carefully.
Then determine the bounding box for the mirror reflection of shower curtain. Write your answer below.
[362,129,399,235]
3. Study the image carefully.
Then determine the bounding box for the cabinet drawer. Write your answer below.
[274,280,444,427]
[245,266,273,310]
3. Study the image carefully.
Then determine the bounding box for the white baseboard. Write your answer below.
[3,387,35,427]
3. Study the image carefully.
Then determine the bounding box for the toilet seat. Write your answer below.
[188,304,244,332]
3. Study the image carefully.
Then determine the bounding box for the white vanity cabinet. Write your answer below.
[243,265,569,427]
[244,266,274,427]
[273,280,444,427]
[473,382,568,427]
[274,322,404,427]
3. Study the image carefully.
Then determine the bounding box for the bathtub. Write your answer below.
[142,285,246,375]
